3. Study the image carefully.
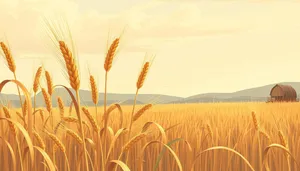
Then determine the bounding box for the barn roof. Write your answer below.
[270,84,297,98]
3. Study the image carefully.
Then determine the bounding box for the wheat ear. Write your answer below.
[123,133,147,152]
[133,104,152,122]
[33,131,46,150]
[252,111,262,171]
[82,107,99,133]
[41,88,52,113]
[2,106,24,170]
[33,66,43,128]
[90,75,98,105]
[206,123,213,140]
[0,42,16,72]
[33,66,43,93]
[66,129,83,144]
[57,97,65,119]
[251,111,259,131]
[63,116,78,122]
[2,107,17,136]
[128,61,151,139]
[104,38,119,72]
[59,41,80,90]
[0,42,24,117]
[90,75,99,124]
[22,100,27,117]
[136,62,150,89]
[59,40,88,170]
[46,131,65,153]
[45,70,53,96]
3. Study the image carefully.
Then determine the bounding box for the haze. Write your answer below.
[0,0,300,97]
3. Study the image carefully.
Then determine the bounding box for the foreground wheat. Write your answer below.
[0,42,23,111]
[58,40,89,171]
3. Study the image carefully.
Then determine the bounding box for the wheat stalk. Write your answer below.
[33,131,46,150]
[136,62,150,89]
[57,97,65,119]
[63,116,78,122]
[47,129,70,171]
[251,111,259,131]
[42,88,53,131]
[46,131,65,153]
[90,75,99,124]
[123,133,147,152]
[252,111,262,171]
[0,42,23,116]
[103,38,120,165]
[22,100,27,118]
[102,104,118,124]
[39,110,45,124]
[278,130,288,148]
[278,130,290,171]
[66,129,83,144]
[62,116,90,132]
[33,66,43,128]
[33,66,43,93]
[259,130,271,142]
[0,42,16,73]
[41,88,52,113]
[59,41,80,91]
[90,75,98,105]
[82,107,99,133]
[206,123,213,140]
[128,61,151,139]
[104,38,119,72]
[2,107,17,136]
[133,104,152,122]
[58,40,88,170]
[45,70,53,96]
[2,106,24,170]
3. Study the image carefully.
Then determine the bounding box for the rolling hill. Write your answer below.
[1,82,299,107]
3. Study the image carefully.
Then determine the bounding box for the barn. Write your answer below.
[269,84,297,102]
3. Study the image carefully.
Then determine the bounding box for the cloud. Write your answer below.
[0,0,257,56]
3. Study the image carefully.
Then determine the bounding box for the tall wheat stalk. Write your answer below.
[128,61,150,139]
[3,106,23,171]
[45,70,54,131]
[59,40,89,171]
[90,75,98,123]
[45,70,53,96]
[251,111,262,171]
[89,74,101,170]
[33,66,43,127]
[0,42,23,110]
[41,88,52,130]
[103,37,119,167]
[278,130,290,171]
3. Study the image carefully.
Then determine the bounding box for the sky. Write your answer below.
[0,0,300,97]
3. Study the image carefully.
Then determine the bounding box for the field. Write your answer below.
[1,102,300,171]
[0,18,299,171]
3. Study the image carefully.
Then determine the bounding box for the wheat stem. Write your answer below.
[128,89,139,139]
[76,91,89,171]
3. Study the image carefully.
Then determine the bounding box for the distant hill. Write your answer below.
[177,82,300,103]
[0,88,183,107]
[1,82,299,107]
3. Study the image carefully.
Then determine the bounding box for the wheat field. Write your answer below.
[0,102,300,171]
[0,18,299,171]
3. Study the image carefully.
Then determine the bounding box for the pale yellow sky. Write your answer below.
[1,0,300,97]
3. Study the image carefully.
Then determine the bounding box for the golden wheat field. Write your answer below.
[0,17,299,171]
[0,102,300,171]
